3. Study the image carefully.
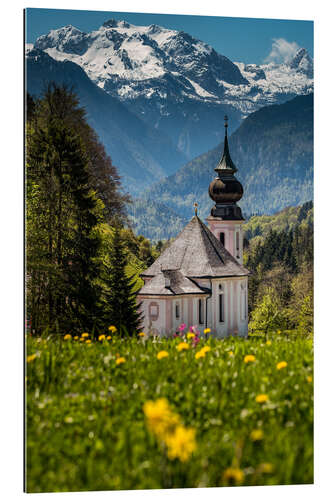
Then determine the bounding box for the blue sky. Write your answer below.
[25,8,313,64]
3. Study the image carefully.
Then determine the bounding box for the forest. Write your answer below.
[26,84,158,336]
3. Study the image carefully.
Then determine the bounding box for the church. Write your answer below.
[137,117,250,337]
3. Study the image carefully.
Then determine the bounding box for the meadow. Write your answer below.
[25,330,313,492]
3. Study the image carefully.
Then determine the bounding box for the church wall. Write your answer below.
[138,277,248,338]
[210,277,248,338]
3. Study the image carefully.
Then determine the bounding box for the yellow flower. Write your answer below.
[307,375,313,383]
[256,394,269,404]
[266,340,272,345]
[157,350,169,360]
[195,350,206,360]
[276,361,287,370]
[143,398,180,438]
[203,328,211,334]
[277,330,281,335]
[201,345,211,353]
[107,335,111,340]
[250,429,264,441]
[85,339,92,344]
[177,342,190,352]
[228,351,234,357]
[165,425,197,462]
[116,357,126,365]
[257,462,274,474]
[98,334,106,341]
[74,336,79,340]
[81,333,89,338]
[187,332,195,340]
[138,332,146,337]
[63,334,72,340]
[108,325,117,333]
[80,337,85,342]
[222,467,244,485]
[27,354,37,363]
[244,354,256,363]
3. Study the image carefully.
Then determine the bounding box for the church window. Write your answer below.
[236,232,240,258]
[219,232,225,246]
[175,302,180,319]
[219,290,225,323]
[198,299,204,324]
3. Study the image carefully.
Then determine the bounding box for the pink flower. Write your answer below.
[189,325,198,333]
[178,323,186,332]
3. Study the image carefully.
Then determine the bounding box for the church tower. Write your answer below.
[206,116,245,264]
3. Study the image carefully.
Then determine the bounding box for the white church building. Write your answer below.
[137,117,250,337]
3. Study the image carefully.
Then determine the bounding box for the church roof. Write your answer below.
[140,215,249,280]
[138,269,210,296]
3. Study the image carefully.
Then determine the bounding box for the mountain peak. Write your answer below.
[289,48,313,78]
[102,19,131,29]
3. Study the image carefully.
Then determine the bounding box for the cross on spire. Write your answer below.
[194,202,198,216]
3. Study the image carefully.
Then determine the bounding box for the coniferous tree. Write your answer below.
[101,226,143,335]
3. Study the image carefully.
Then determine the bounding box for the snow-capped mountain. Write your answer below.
[34,20,313,112]
[26,48,188,193]
[30,19,313,184]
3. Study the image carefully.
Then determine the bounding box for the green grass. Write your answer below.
[25,333,313,492]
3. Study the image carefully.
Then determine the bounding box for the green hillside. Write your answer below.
[130,94,313,241]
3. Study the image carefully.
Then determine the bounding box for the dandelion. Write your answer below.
[116,357,126,365]
[177,342,190,352]
[81,333,89,338]
[143,398,180,439]
[98,334,106,341]
[204,328,211,334]
[195,350,206,360]
[266,340,272,345]
[222,467,244,485]
[165,425,197,462]
[85,339,92,344]
[307,375,313,383]
[63,334,72,340]
[27,354,37,363]
[201,345,211,354]
[107,335,111,340]
[74,336,79,340]
[276,361,287,370]
[257,462,274,474]
[187,332,195,340]
[108,325,117,333]
[80,337,85,342]
[256,394,269,404]
[244,354,256,363]
[228,351,234,357]
[250,429,264,441]
[138,332,146,337]
[157,350,169,360]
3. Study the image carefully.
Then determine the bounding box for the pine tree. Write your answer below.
[101,226,143,335]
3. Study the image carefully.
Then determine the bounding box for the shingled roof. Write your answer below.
[138,270,210,296]
[140,216,249,279]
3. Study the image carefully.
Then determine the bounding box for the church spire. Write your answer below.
[215,115,237,174]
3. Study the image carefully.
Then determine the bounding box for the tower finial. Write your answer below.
[194,202,198,216]
[224,114,228,135]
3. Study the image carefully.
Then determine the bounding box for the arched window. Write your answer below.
[175,302,180,319]
[241,283,246,320]
[219,284,225,323]
[236,232,240,258]
[198,299,204,324]
[219,232,225,246]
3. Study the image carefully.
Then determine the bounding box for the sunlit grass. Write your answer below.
[26,332,313,492]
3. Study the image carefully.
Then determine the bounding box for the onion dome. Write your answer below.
[208,116,244,219]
